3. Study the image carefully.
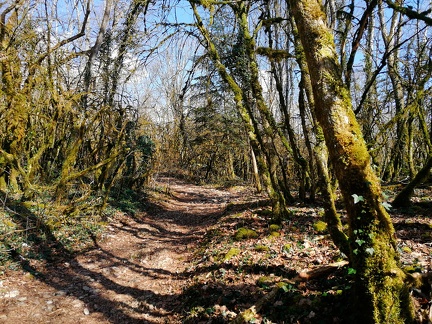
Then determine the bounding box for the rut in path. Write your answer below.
[0,177,237,324]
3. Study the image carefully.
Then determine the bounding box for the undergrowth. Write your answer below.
[0,186,143,271]
[179,188,432,323]
[180,200,355,323]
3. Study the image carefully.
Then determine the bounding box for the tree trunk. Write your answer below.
[392,154,432,208]
[288,1,414,323]
[378,3,407,182]
[191,2,291,219]
[250,146,262,192]
[291,19,349,256]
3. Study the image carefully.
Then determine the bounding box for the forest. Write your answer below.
[0,0,431,323]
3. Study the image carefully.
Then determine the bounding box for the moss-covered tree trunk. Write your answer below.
[288,1,414,323]
[378,3,407,182]
[291,21,350,255]
[191,1,291,219]
[392,154,432,208]
[259,4,311,201]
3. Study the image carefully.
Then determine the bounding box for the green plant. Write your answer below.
[255,244,270,252]
[313,220,327,233]
[223,247,241,261]
[234,227,258,241]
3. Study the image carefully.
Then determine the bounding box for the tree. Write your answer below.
[189,1,293,218]
[288,1,414,323]
[0,0,155,215]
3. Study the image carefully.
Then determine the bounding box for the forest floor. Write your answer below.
[0,177,431,323]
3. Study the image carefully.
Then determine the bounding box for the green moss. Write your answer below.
[257,276,274,287]
[225,202,235,211]
[234,227,258,241]
[254,244,270,252]
[20,201,45,209]
[403,265,421,274]
[256,47,291,62]
[269,224,281,232]
[223,248,241,262]
[282,243,292,252]
[268,231,280,238]
[256,208,273,217]
[313,220,327,233]
[239,307,257,322]
[401,246,412,253]
[356,229,415,323]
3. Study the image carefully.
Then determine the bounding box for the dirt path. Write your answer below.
[0,177,236,323]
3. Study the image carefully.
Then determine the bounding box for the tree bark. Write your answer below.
[392,154,432,208]
[288,1,414,323]
[190,1,291,219]
[291,18,350,256]
[378,3,407,181]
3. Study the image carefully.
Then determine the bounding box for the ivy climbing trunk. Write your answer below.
[288,1,414,323]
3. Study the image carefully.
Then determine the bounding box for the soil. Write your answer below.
[0,177,241,323]
[0,178,431,323]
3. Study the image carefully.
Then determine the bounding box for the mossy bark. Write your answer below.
[258,6,312,201]
[378,3,407,182]
[191,2,291,219]
[291,22,349,256]
[288,1,414,323]
[235,2,294,208]
[392,154,432,207]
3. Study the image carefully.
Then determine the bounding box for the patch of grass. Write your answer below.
[109,188,145,215]
[0,185,132,268]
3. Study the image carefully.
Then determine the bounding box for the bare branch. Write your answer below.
[35,0,91,66]
[385,0,432,26]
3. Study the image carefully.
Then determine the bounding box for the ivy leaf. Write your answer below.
[347,267,357,275]
[365,248,375,255]
[381,202,392,211]
[280,283,293,293]
[355,239,365,246]
[352,194,364,204]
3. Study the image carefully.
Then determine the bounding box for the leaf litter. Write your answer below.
[0,178,430,323]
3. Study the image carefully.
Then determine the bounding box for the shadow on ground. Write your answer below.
[2,180,431,323]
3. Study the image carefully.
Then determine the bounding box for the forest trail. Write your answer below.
[0,177,240,324]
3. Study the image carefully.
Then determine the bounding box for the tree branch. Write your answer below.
[36,0,91,66]
[345,0,378,87]
[385,0,432,26]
